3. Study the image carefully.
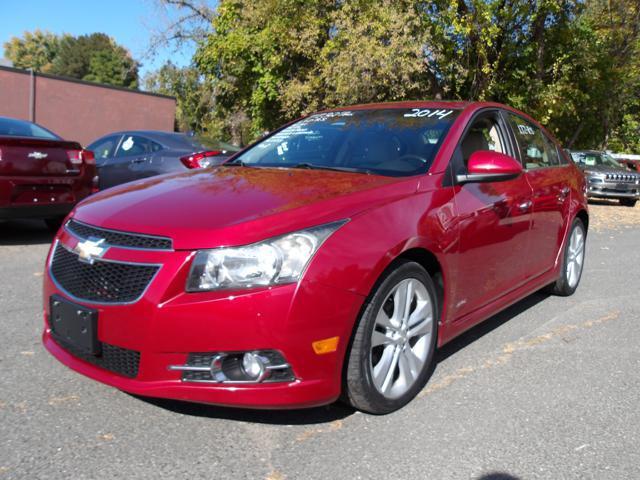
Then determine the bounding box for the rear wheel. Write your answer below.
[620,198,637,207]
[344,261,438,414]
[547,218,586,296]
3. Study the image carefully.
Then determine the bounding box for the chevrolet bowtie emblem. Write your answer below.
[74,237,108,264]
[28,151,48,159]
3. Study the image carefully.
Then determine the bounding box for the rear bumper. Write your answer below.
[0,174,93,219]
[0,203,73,219]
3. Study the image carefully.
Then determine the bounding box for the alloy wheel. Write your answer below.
[566,224,585,288]
[369,278,433,399]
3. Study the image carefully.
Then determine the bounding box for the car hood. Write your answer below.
[582,164,635,175]
[74,166,417,250]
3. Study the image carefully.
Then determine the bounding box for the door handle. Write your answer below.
[517,200,532,212]
[131,158,147,164]
[558,187,570,199]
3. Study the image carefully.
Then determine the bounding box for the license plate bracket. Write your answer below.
[50,295,100,355]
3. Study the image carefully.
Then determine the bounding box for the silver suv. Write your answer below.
[569,150,639,207]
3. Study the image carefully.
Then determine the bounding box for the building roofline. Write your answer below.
[0,65,176,101]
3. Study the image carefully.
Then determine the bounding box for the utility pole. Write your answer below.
[29,68,36,122]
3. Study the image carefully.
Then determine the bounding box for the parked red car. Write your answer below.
[42,102,588,414]
[0,116,96,229]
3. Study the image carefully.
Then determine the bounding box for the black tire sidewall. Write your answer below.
[556,218,586,296]
[346,261,438,414]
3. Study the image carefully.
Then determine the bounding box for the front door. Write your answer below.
[448,111,533,319]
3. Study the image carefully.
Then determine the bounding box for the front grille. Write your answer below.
[66,219,172,250]
[605,173,638,183]
[51,332,140,378]
[50,243,159,303]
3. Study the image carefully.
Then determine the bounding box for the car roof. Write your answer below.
[103,130,187,141]
[324,100,534,112]
[91,130,197,149]
[325,100,473,112]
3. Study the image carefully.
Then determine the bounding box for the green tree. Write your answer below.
[170,0,640,149]
[3,30,64,72]
[196,0,437,142]
[143,61,213,132]
[51,33,139,88]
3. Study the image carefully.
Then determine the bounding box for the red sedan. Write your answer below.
[42,102,588,414]
[0,116,96,229]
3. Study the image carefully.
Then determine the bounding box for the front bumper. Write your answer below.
[42,228,364,408]
[587,183,640,200]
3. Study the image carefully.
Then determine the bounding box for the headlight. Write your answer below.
[186,220,347,292]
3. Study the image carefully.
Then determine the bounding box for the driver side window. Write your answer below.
[460,116,506,168]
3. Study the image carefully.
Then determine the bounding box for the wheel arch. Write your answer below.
[575,208,589,233]
[395,247,445,320]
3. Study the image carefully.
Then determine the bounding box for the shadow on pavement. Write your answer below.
[436,291,550,363]
[477,474,521,480]
[0,219,55,246]
[130,394,356,425]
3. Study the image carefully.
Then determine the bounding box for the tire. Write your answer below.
[44,216,66,233]
[343,260,438,414]
[620,198,637,207]
[547,218,586,296]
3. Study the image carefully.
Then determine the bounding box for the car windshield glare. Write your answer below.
[575,152,623,169]
[233,108,461,176]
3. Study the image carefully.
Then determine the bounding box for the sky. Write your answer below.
[1,0,212,78]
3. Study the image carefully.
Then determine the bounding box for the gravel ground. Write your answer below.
[0,204,639,480]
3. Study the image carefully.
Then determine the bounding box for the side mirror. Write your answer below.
[456,150,523,185]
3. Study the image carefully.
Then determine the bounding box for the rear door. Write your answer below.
[504,113,572,278]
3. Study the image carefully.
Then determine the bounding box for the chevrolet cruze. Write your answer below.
[43,102,588,414]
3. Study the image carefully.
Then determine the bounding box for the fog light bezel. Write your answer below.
[169,349,295,384]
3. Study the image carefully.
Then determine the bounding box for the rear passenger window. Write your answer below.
[506,114,559,169]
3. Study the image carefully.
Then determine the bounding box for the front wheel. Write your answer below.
[547,218,586,296]
[344,261,438,414]
[620,198,637,207]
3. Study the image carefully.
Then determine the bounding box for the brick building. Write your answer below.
[0,65,176,146]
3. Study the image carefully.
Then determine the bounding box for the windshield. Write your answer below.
[0,117,60,140]
[232,108,461,176]
[571,151,624,169]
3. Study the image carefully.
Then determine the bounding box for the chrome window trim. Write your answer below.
[48,240,163,306]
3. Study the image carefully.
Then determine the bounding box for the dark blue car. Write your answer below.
[87,131,239,190]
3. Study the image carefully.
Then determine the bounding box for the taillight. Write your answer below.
[66,150,82,165]
[180,150,222,169]
[82,149,96,165]
[67,149,95,166]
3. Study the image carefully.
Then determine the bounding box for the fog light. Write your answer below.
[242,352,265,380]
[169,350,295,383]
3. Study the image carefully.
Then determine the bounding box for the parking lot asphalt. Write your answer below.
[1,204,639,480]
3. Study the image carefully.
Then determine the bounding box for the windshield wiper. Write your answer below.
[290,163,373,175]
